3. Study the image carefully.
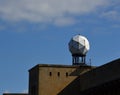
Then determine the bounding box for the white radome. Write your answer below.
[69,34,90,56]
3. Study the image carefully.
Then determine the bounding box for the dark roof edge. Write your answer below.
[81,58,120,75]
[96,58,120,69]
[29,64,94,71]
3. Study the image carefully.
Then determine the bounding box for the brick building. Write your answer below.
[29,64,93,95]
[3,58,120,95]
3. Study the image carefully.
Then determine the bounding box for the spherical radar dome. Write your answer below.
[69,34,90,56]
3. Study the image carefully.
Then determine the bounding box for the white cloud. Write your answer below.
[0,0,107,26]
[54,17,76,26]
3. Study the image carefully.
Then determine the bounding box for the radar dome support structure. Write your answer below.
[72,54,86,65]
[68,34,90,65]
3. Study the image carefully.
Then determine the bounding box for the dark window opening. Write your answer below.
[58,72,60,77]
[66,72,68,77]
[49,72,52,76]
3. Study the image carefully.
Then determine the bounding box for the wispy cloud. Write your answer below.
[0,0,108,26]
[0,25,6,31]
[3,90,10,93]
[101,1,120,21]
[22,89,28,93]
[54,17,76,26]
[3,89,28,94]
[112,24,120,28]
[101,10,120,20]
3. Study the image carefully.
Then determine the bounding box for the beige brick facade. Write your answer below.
[29,64,92,95]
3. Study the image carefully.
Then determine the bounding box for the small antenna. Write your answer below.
[89,59,92,66]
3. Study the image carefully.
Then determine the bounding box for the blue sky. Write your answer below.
[0,0,120,94]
